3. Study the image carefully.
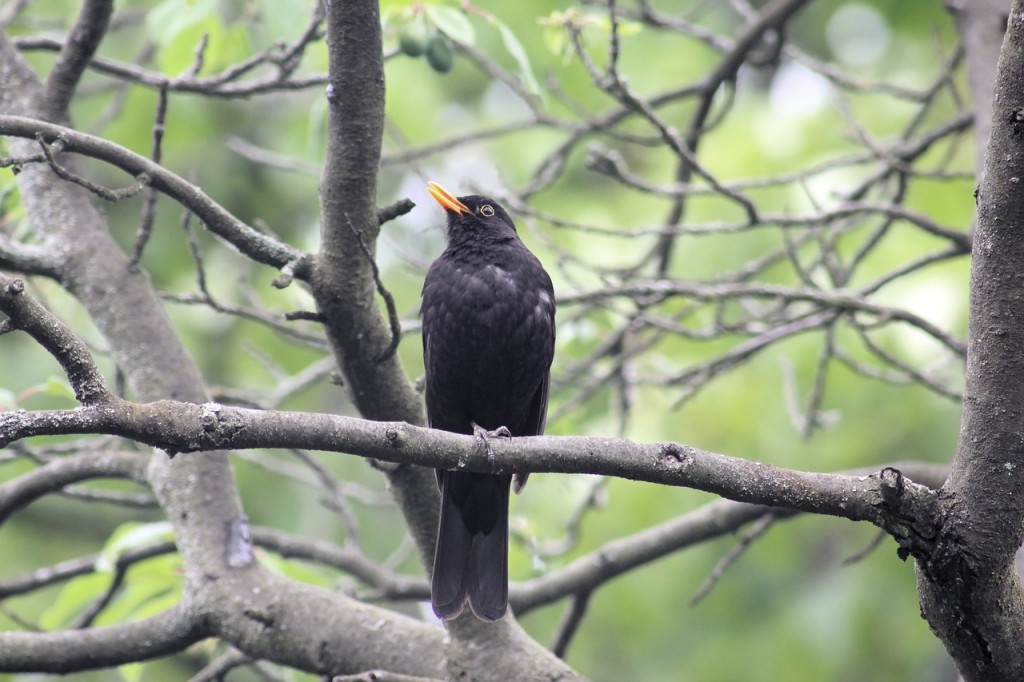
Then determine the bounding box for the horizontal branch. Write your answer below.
[0,235,62,276]
[0,448,147,523]
[14,7,328,100]
[250,526,427,600]
[0,397,940,534]
[0,540,174,599]
[0,605,207,673]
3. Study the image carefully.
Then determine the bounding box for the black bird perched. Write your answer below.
[421,181,556,621]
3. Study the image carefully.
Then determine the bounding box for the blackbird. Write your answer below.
[421,181,556,621]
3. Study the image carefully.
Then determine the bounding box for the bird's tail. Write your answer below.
[431,472,510,622]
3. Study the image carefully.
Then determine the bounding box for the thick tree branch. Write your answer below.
[0,236,63,277]
[42,0,113,121]
[314,1,421,424]
[948,0,1009,178]
[313,0,439,614]
[0,605,207,673]
[917,3,1024,680]
[199,569,446,679]
[0,398,941,534]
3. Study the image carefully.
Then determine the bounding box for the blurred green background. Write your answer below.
[0,0,970,680]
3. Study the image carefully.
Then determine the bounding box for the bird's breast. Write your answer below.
[430,266,550,351]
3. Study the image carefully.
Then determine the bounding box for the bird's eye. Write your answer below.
[480,205,495,217]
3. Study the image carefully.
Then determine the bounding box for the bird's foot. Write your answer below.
[472,422,512,468]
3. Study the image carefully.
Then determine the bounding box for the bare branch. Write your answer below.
[0,449,146,524]
[34,134,151,202]
[689,513,776,605]
[549,592,591,659]
[189,648,256,682]
[915,3,1024,678]
[251,526,427,601]
[343,214,402,364]
[512,461,947,613]
[0,396,942,539]
[0,541,173,600]
[0,605,206,674]
[42,0,114,120]
[128,82,169,271]
[0,116,312,280]
[14,3,328,100]
[0,275,112,404]
[0,237,62,277]
[561,280,965,357]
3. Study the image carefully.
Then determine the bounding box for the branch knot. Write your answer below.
[657,442,693,469]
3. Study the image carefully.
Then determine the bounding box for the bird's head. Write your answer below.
[427,181,518,243]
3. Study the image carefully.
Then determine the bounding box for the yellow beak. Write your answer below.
[427,181,470,215]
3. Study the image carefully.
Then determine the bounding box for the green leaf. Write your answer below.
[542,22,569,62]
[424,5,475,45]
[145,0,217,47]
[41,573,108,629]
[492,20,542,97]
[95,521,175,573]
[146,0,224,75]
[94,559,180,626]
[257,548,333,588]
[42,375,75,401]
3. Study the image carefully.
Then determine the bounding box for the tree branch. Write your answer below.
[0,275,112,404]
[14,4,329,100]
[0,449,146,524]
[561,279,966,357]
[313,0,439,614]
[0,236,63,277]
[0,605,207,673]
[42,0,113,121]
[0,397,941,533]
[0,115,311,281]
[513,461,946,613]
[917,3,1024,679]
[948,0,1009,178]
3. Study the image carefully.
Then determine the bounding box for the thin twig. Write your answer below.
[343,214,402,363]
[129,82,169,271]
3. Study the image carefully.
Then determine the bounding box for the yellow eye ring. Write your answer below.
[480,205,495,217]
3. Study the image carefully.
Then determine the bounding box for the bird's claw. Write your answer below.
[472,423,512,469]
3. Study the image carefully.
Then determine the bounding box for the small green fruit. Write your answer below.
[399,17,429,57]
[425,34,454,73]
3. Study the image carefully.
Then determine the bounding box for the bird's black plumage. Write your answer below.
[421,182,556,621]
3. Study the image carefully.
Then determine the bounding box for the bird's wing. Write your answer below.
[513,370,549,494]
